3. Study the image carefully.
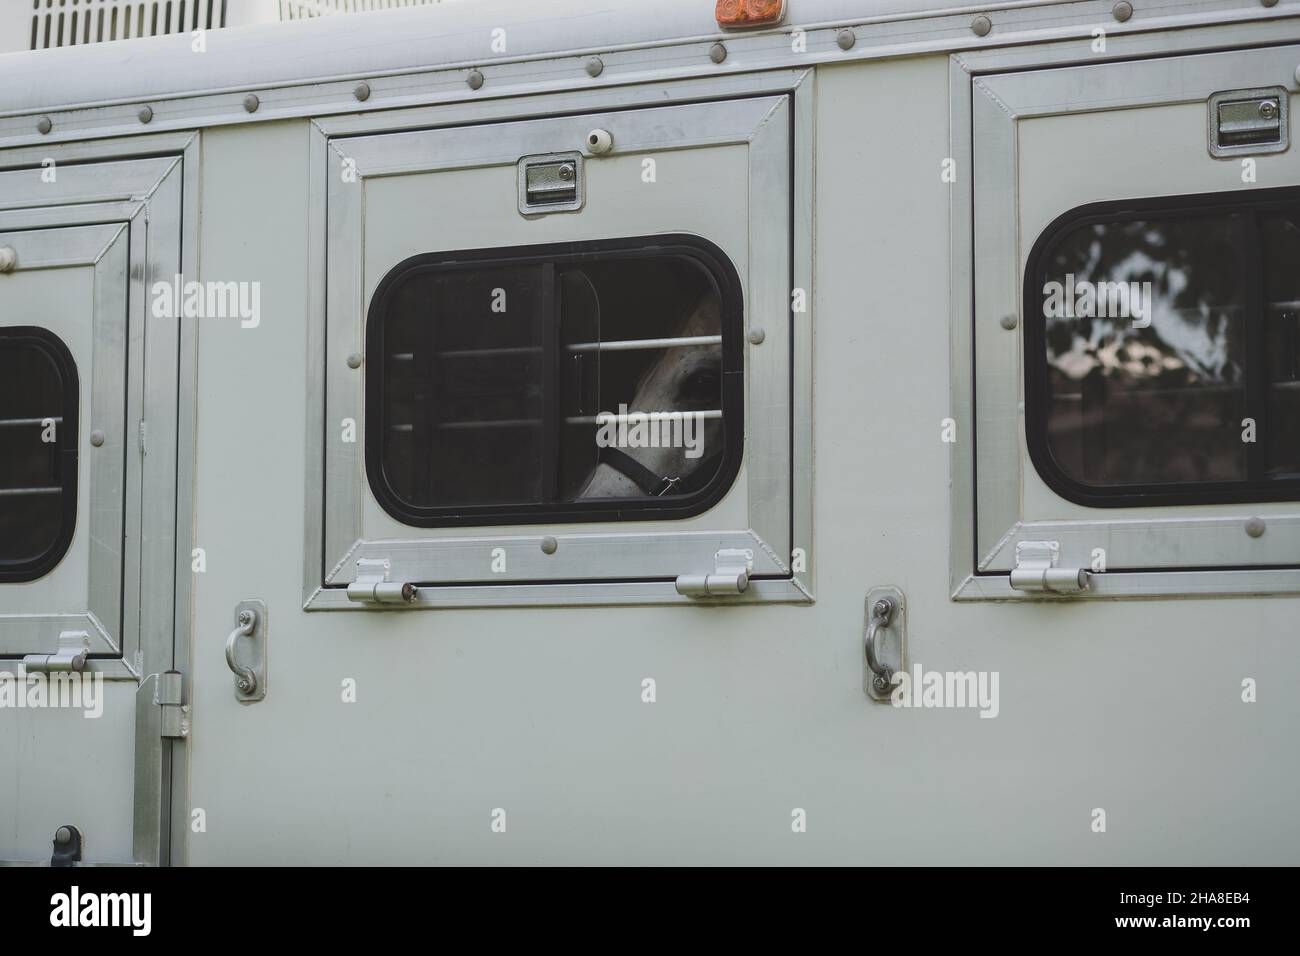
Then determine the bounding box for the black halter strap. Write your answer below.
[598,445,722,498]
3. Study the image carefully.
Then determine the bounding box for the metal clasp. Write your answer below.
[675,548,752,597]
[863,587,905,701]
[1009,541,1089,594]
[22,630,90,674]
[225,600,267,702]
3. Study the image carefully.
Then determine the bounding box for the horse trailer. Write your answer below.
[0,0,1298,868]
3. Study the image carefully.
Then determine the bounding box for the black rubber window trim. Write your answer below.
[363,233,745,528]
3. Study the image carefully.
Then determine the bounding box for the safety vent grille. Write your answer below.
[29,0,227,49]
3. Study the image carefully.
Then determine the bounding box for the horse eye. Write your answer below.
[680,366,721,402]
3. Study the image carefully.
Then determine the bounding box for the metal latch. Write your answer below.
[22,630,90,673]
[1008,541,1090,594]
[864,586,906,701]
[346,558,418,605]
[157,670,189,739]
[517,151,584,214]
[1209,87,1288,157]
[225,600,268,703]
[675,549,753,597]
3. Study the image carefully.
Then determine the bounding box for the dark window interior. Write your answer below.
[366,236,743,527]
[1025,188,1300,506]
[0,327,78,581]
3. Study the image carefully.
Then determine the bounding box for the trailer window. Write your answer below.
[1025,189,1300,507]
[365,235,743,527]
[0,327,78,581]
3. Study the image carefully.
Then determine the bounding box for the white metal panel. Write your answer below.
[970,43,1300,584]
[313,94,800,599]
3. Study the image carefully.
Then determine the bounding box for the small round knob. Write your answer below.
[243,94,260,113]
[0,247,16,274]
[89,430,106,447]
[586,128,613,155]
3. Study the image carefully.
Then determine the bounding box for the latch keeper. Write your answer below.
[22,630,90,673]
[675,548,753,597]
[346,558,418,604]
[1008,541,1090,593]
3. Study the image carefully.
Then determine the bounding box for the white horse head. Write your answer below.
[579,291,725,498]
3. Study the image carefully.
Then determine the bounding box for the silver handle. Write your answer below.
[225,608,259,696]
[864,596,896,693]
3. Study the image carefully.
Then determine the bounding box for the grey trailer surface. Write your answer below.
[0,0,1298,866]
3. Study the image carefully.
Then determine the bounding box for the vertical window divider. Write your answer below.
[1244,208,1268,484]
[540,261,560,504]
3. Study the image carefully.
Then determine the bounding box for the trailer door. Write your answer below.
[0,157,184,864]
[970,43,1300,595]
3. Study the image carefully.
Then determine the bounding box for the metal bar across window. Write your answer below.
[565,410,722,426]
[0,416,62,427]
[566,335,721,353]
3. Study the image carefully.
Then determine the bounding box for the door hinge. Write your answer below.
[157,670,189,739]
[21,630,90,673]
[1008,541,1090,594]
[345,558,418,605]
[675,548,753,597]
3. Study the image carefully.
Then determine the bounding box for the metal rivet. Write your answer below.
[138,105,153,125]
[837,30,856,51]
[1112,1,1133,22]
[971,15,992,37]
[346,352,363,370]
[585,56,604,77]
[89,430,106,448]
[1245,517,1266,538]
[748,328,765,345]
[1000,314,1018,330]
[353,82,371,102]
[0,247,16,273]
[709,42,727,64]
[467,70,484,90]
[243,94,260,113]
[540,536,558,555]
[36,115,52,135]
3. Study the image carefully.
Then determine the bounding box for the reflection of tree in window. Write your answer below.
[1039,212,1251,487]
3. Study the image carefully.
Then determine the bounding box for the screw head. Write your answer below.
[89,429,106,448]
[1000,314,1018,330]
[354,82,371,102]
[1245,517,1266,538]
[971,15,992,37]
[558,163,575,181]
[837,29,856,51]
[709,42,727,64]
[748,328,765,345]
[138,105,154,124]
[585,56,604,77]
[540,536,558,555]
[346,352,363,369]
[1260,100,1279,120]
[36,115,52,135]
[243,94,260,113]
[467,70,485,90]
[872,675,890,693]
[1112,1,1133,22]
